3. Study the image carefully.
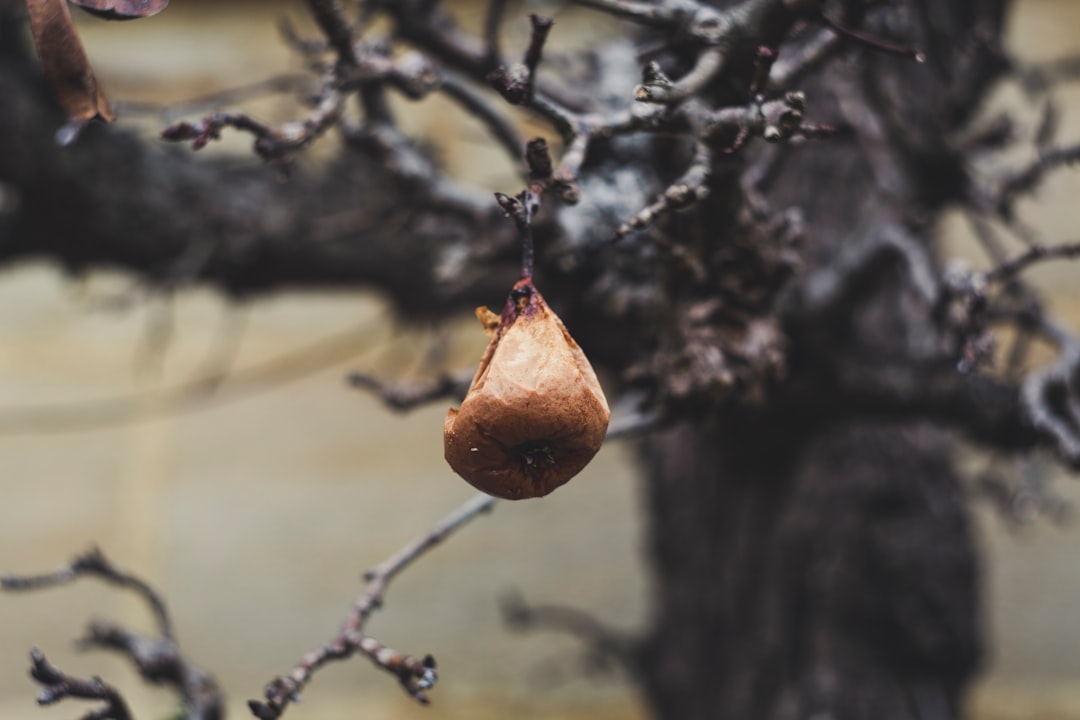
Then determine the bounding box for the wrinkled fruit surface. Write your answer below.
[445,278,610,499]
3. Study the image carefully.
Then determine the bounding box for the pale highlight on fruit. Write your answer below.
[444,278,610,499]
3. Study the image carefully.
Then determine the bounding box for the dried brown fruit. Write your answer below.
[444,278,610,499]
[26,0,114,124]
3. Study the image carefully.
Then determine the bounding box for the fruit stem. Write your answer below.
[520,222,534,280]
[494,190,536,280]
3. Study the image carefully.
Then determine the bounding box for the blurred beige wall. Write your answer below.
[0,2,1078,719]
[0,275,647,720]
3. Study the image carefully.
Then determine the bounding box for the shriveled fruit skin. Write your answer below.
[444,278,610,499]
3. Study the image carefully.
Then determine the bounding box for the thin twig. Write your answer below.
[495,189,537,279]
[305,0,357,64]
[770,29,842,87]
[503,593,633,664]
[438,75,523,164]
[348,371,473,410]
[161,89,344,163]
[488,14,555,106]
[79,621,223,720]
[3,550,224,720]
[635,46,725,105]
[987,241,1080,284]
[523,14,553,102]
[28,649,133,720]
[2,547,173,641]
[613,142,712,240]
[1021,319,1080,467]
[997,144,1080,219]
[249,493,496,719]
[817,11,925,63]
[361,494,497,607]
[483,0,510,68]
[569,0,685,28]
[1019,54,1080,94]
[278,16,330,57]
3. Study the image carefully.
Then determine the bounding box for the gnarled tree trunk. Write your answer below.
[626,2,1006,715]
[638,420,978,719]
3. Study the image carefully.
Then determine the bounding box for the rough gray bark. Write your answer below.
[638,421,978,720]
[0,0,1068,719]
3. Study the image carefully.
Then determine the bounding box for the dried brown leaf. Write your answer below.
[26,0,114,123]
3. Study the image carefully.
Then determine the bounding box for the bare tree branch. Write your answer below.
[635,47,725,105]
[28,649,133,720]
[483,0,511,68]
[2,547,173,640]
[502,592,636,673]
[987,240,1080,283]
[2,550,224,720]
[349,370,473,411]
[161,87,343,165]
[1019,53,1080,94]
[248,493,496,719]
[1021,320,1080,468]
[305,0,357,65]
[997,143,1080,219]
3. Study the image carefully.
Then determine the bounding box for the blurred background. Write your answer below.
[0,1,1079,718]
